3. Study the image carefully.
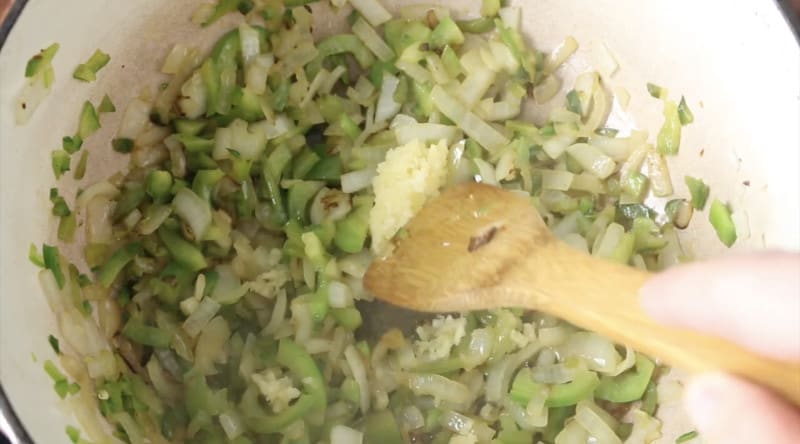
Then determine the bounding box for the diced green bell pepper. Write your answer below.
[546,369,599,407]
[595,354,656,403]
[96,242,141,288]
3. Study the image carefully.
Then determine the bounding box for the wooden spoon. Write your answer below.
[364,182,800,405]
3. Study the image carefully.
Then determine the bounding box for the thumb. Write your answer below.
[684,373,800,443]
[640,251,800,361]
[640,252,800,443]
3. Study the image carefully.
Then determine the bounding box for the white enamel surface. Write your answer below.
[0,1,797,443]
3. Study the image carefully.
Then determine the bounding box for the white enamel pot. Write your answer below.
[0,0,798,443]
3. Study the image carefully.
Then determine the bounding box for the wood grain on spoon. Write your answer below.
[365,182,800,406]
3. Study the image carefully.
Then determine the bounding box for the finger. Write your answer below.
[640,252,800,361]
[685,372,800,444]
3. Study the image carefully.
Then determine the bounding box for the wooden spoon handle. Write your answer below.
[513,240,800,406]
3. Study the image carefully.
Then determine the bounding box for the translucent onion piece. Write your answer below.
[408,374,472,406]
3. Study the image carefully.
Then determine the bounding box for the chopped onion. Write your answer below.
[245,54,274,95]
[535,76,563,105]
[441,410,474,435]
[229,118,268,160]
[401,405,425,431]
[347,76,378,107]
[331,425,364,444]
[460,328,494,370]
[408,374,472,406]
[646,149,674,197]
[338,251,373,279]
[86,195,115,244]
[238,23,261,66]
[399,4,450,20]
[573,72,599,118]
[352,17,395,62]
[111,412,146,444]
[396,59,432,84]
[341,167,377,193]
[161,44,190,75]
[344,345,371,414]
[531,363,576,384]
[291,299,313,345]
[540,169,575,191]
[582,85,611,135]
[566,143,617,179]
[610,345,637,376]
[591,41,619,79]
[504,398,547,430]
[615,86,631,109]
[473,158,498,186]
[575,401,622,444]
[212,127,232,161]
[555,420,589,444]
[625,409,663,444]
[194,316,231,374]
[458,64,497,108]
[476,97,522,122]
[97,297,122,339]
[732,209,751,240]
[619,146,649,185]
[15,73,50,125]
[84,350,119,379]
[154,47,200,122]
[498,7,522,30]
[552,211,581,238]
[327,281,353,309]
[571,173,607,194]
[39,270,66,313]
[485,343,541,403]
[59,309,108,358]
[657,378,684,405]
[562,233,589,253]
[310,188,352,226]
[137,205,172,235]
[559,332,620,374]
[494,149,517,183]
[146,357,181,403]
[118,98,151,140]
[348,0,392,27]
[544,36,579,75]
[219,410,245,440]
[488,41,520,73]
[375,73,402,123]
[301,69,330,108]
[593,222,626,258]
[183,297,221,338]
[76,181,120,209]
[433,86,511,153]
[173,187,212,240]
[542,134,577,159]
[590,132,647,162]
[321,65,348,95]
[394,123,460,146]
[68,391,113,444]
[210,265,246,305]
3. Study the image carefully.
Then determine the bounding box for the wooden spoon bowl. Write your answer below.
[365,182,800,405]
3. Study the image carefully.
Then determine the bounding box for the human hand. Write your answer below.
[640,252,800,444]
